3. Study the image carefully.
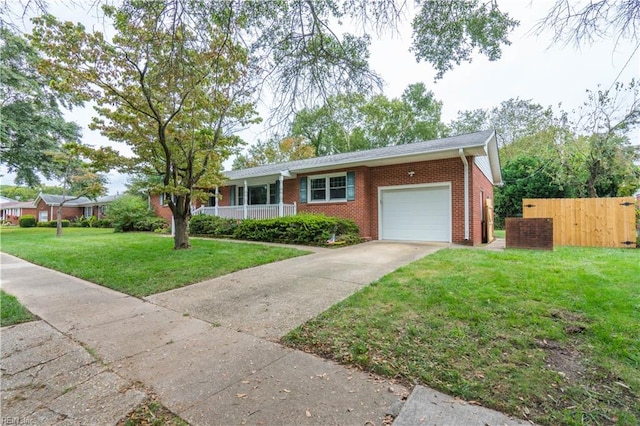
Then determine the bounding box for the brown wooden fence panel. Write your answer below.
[522,197,637,248]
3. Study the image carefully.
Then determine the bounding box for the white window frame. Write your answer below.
[39,211,48,222]
[84,206,94,218]
[307,172,347,203]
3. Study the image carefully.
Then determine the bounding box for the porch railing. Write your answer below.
[192,203,297,220]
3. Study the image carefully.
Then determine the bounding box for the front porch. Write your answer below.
[192,203,297,220]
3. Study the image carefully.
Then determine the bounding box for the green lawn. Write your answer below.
[1,290,35,327]
[283,247,640,425]
[0,227,309,297]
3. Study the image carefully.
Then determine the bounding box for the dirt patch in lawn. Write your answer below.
[536,339,585,383]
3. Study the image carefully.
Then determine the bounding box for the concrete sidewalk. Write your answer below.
[1,240,527,425]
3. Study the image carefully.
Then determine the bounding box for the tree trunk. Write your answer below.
[173,212,190,250]
[56,207,63,237]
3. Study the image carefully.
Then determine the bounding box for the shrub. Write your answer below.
[106,194,155,232]
[233,213,360,245]
[19,215,36,228]
[94,219,114,228]
[36,220,70,228]
[189,215,237,237]
[135,216,168,232]
[75,215,98,227]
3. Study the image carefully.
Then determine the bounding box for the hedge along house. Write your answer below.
[193,130,502,245]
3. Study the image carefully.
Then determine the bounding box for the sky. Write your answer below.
[2,0,639,194]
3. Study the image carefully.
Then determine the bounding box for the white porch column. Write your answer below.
[279,170,292,217]
[214,186,219,217]
[278,174,284,217]
[243,180,248,219]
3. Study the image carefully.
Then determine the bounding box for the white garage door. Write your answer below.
[380,185,451,242]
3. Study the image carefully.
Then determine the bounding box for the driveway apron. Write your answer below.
[1,241,444,425]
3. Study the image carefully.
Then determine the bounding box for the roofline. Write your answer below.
[33,193,118,207]
[484,130,503,185]
[224,130,503,185]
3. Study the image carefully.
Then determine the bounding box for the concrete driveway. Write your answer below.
[146,241,448,340]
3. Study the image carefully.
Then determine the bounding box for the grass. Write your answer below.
[283,247,640,425]
[0,227,309,297]
[0,290,35,327]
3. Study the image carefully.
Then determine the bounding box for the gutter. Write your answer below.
[459,148,470,241]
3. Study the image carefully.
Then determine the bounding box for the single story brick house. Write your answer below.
[33,193,119,222]
[0,199,38,225]
[192,130,502,245]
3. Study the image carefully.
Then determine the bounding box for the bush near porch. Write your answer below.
[190,213,361,246]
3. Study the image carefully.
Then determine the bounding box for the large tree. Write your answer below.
[448,98,556,149]
[32,2,260,249]
[48,142,109,236]
[563,81,640,197]
[290,83,446,155]
[0,27,81,186]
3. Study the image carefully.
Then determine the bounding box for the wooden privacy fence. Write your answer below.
[522,197,637,248]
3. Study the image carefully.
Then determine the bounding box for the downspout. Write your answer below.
[459,148,470,242]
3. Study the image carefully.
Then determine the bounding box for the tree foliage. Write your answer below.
[290,83,446,156]
[31,2,260,249]
[448,98,557,149]
[0,27,81,187]
[494,155,571,228]
[566,81,640,197]
[411,0,518,79]
[11,0,520,124]
[0,185,65,201]
[232,136,315,170]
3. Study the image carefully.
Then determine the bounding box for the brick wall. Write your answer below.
[149,195,173,223]
[35,199,82,222]
[296,166,373,237]
[368,158,466,241]
[505,217,553,250]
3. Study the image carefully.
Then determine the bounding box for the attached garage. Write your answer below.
[379,183,451,242]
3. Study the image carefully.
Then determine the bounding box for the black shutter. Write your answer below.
[346,172,355,201]
[299,178,307,203]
